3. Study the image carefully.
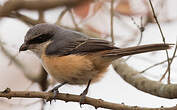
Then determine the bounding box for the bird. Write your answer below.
[19,23,171,104]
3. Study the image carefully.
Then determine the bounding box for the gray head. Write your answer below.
[19,23,60,57]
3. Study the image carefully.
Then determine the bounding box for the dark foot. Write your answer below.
[80,88,88,107]
[47,82,66,104]
[79,80,91,107]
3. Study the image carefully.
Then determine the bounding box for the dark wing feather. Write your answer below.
[46,29,118,56]
[69,39,118,54]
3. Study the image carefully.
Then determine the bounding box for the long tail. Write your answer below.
[103,43,172,58]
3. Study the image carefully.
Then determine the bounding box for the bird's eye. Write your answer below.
[27,34,53,44]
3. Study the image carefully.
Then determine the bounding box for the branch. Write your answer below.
[125,16,145,61]
[0,0,82,17]
[148,0,171,84]
[38,10,45,23]
[68,9,80,30]
[8,11,44,26]
[159,41,177,82]
[140,56,177,73]
[110,0,114,43]
[112,59,177,99]
[0,89,177,110]
[55,8,69,25]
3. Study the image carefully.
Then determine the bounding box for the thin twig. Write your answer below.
[110,0,114,43]
[56,8,68,25]
[8,11,44,26]
[38,10,45,23]
[159,68,168,82]
[125,17,144,61]
[159,40,177,82]
[140,56,177,73]
[148,0,171,84]
[69,9,79,30]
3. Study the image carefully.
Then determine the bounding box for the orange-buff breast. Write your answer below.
[41,54,109,85]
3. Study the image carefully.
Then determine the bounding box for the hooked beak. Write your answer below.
[19,43,28,52]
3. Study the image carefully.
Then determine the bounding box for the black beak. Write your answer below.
[19,43,28,52]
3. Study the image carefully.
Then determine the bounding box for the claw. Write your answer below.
[47,82,66,104]
[80,92,86,107]
[47,89,59,104]
[52,89,59,102]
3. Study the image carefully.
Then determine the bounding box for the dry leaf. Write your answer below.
[115,0,133,16]
[92,1,104,16]
[72,0,93,19]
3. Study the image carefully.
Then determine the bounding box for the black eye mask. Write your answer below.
[27,33,53,44]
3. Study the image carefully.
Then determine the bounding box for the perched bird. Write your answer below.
[19,23,171,104]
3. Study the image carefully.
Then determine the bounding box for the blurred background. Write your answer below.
[0,0,177,110]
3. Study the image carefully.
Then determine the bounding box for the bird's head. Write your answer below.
[19,23,59,57]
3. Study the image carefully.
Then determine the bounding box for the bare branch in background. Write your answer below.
[110,0,114,43]
[160,41,177,82]
[69,9,80,30]
[38,10,45,23]
[112,58,177,99]
[140,56,177,74]
[148,0,171,84]
[0,0,82,17]
[125,17,145,61]
[7,11,45,26]
[113,14,141,47]
[56,8,69,25]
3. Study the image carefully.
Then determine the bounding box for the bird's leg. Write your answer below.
[49,82,66,93]
[80,79,91,107]
[47,82,66,103]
